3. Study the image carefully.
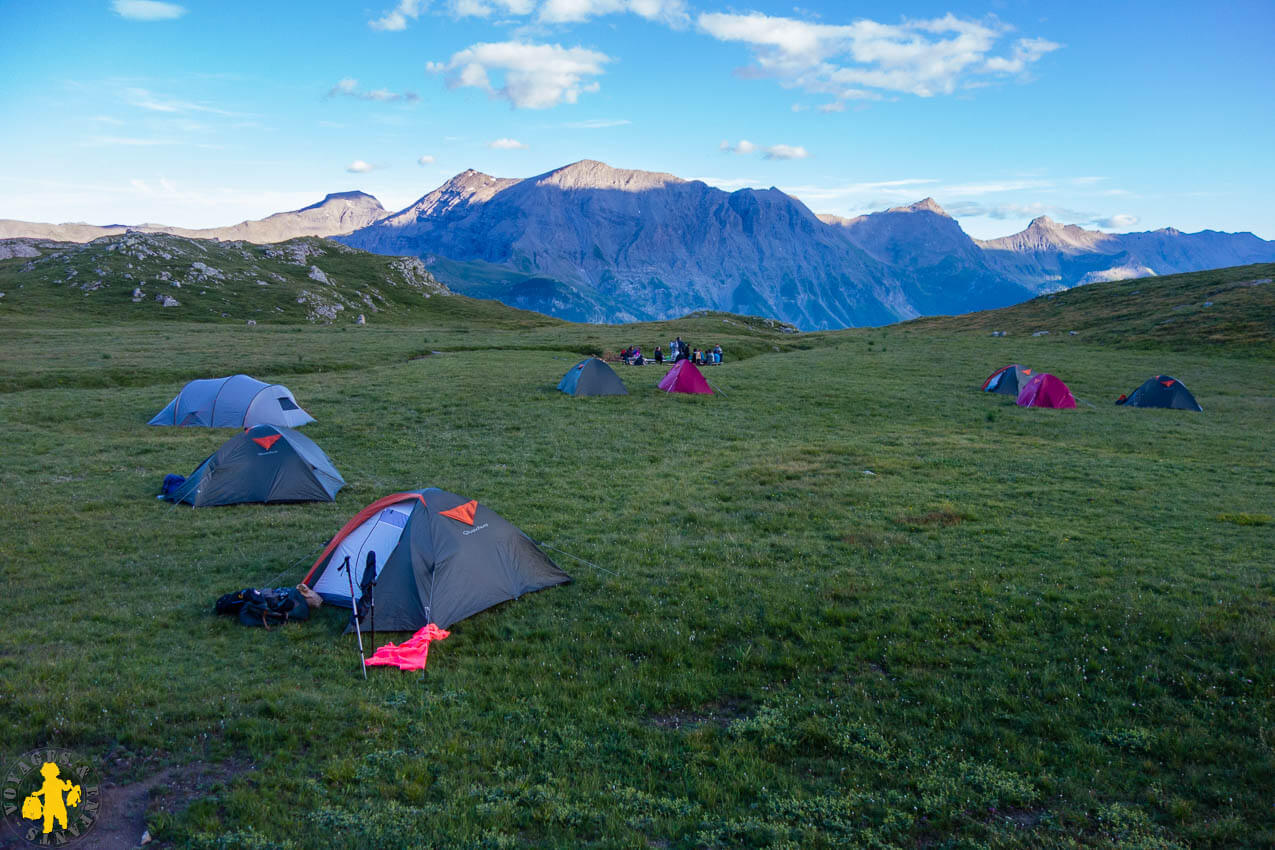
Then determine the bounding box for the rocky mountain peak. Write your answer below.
[887,197,950,217]
[301,191,385,213]
[1027,215,1059,230]
[534,159,687,192]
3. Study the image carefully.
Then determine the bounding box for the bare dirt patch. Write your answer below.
[648,699,748,731]
[0,760,253,850]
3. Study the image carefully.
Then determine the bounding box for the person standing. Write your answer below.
[654,345,663,364]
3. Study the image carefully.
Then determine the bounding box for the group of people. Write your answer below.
[619,338,724,366]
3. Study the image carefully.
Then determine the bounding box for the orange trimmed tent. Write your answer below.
[303,489,570,631]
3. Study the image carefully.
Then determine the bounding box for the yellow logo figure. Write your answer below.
[22,761,81,835]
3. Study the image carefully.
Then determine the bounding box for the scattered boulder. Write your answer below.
[307,265,330,284]
[1068,330,1079,335]
[1032,330,1050,336]
[355,314,366,325]
[246,319,256,327]
[156,294,180,307]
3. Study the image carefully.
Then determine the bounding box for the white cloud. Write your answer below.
[370,0,426,31]
[86,136,176,146]
[565,118,632,128]
[538,0,687,25]
[418,155,436,165]
[763,144,810,160]
[1095,213,1138,229]
[941,179,1052,196]
[449,0,535,17]
[346,160,376,173]
[945,200,1138,230]
[428,41,611,109]
[488,138,527,149]
[111,0,186,21]
[697,12,1060,104]
[325,78,420,103]
[123,87,237,116]
[720,140,809,159]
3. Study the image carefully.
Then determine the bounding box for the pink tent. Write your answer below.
[658,360,713,394]
[1016,373,1076,409]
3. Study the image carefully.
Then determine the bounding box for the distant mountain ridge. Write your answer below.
[5,160,1275,328]
[0,191,386,244]
[339,161,1030,328]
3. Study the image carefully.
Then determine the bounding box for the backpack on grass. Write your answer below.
[214,585,320,628]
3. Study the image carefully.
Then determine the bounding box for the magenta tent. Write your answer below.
[658,360,713,394]
[1016,373,1076,409]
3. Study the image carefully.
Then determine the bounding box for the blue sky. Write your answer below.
[2,0,1272,239]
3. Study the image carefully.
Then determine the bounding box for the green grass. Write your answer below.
[901,262,1275,355]
[0,264,1272,848]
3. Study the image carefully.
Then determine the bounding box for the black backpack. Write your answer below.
[214,587,311,628]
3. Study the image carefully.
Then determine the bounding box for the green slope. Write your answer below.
[899,262,1275,355]
[0,233,559,328]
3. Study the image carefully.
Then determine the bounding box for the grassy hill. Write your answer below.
[0,260,1271,848]
[899,262,1275,355]
[0,233,556,327]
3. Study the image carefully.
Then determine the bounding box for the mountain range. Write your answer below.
[5,160,1274,329]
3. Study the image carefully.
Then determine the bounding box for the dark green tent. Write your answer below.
[1117,375,1203,411]
[165,424,344,506]
[302,489,571,631]
[558,357,628,396]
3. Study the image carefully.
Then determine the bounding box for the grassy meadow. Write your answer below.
[0,266,1273,848]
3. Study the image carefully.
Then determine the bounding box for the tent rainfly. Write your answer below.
[303,489,571,631]
[657,360,713,395]
[149,374,314,428]
[558,357,628,396]
[1016,373,1076,409]
[1117,375,1203,411]
[164,424,345,507]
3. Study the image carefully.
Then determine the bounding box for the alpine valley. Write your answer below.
[5,160,1274,329]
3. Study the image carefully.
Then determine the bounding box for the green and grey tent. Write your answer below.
[164,424,344,506]
[558,357,628,396]
[149,374,314,428]
[302,489,571,631]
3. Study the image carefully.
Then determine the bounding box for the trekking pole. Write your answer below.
[339,556,367,679]
[363,551,377,652]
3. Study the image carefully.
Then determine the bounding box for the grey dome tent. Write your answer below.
[149,374,315,428]
[302,489,571,631]
[1117,375,1203,411]
[982,364,1034,395]
[164,424,345,507]
[558,357,627,396]
[558,357,628,396]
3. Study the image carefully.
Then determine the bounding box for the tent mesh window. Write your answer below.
[277,397,300,410]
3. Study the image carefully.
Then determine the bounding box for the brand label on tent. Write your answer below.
[439,500,478,526]
[251,434,282,451]
[1160,379,1176,387]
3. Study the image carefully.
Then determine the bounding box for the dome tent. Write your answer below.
[657,360,713,395]
[149,374,314,428]
[558,357,628,396]
[164,424,345,507]
[1117,375,1202,411]
[302,489,571,632]
[1016,373,1076,409]
[982,364,1034,395]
